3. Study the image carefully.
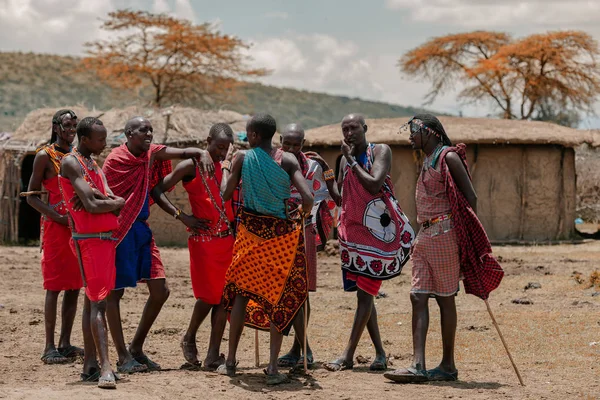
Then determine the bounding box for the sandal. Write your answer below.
[427,367,458,381]
[263,369,290,386]
[41,349,68,365]
[58,345,84,359]
[80,367,101,382]
[180,339,199,365]
[117,359,148,374]
[134,354,161,371]
[216,361,238,377]
[98,373,117,389]
[369,355,387,371]
[323,359,354,372]
[203,354,226,371]
[298,354,314,368]
[277,353,301,368]
[384,365,428,383]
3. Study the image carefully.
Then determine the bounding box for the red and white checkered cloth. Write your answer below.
[440,144,504,300]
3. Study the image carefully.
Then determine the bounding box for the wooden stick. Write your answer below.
[303,304,308,374]
[484,299,525,386]
[254,329,260,368]
[19,191,47,197]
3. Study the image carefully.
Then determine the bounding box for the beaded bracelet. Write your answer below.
[323,169,335,181]
[221,160,232,171]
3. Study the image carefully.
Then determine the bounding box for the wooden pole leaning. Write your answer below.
[484,299,525,386]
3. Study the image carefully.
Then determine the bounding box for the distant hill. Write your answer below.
[0,51,431,133]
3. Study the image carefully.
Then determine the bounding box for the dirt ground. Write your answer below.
[0,242,599,400]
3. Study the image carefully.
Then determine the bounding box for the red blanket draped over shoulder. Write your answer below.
[440,144,504,300]
[102,143,173,244]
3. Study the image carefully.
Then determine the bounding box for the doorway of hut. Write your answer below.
[18,154,40,244]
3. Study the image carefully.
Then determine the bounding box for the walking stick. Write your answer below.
[302,214,312,374]
[255,329,260,367]
[484,299,525,386]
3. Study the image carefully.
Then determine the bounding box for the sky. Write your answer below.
[1,0,599,128]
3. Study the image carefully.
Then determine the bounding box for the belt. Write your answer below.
[72,232,117,241]
[421,213,452,229]
[191,229,232,239]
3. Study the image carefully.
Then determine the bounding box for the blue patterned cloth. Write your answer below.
[241,148,290,219]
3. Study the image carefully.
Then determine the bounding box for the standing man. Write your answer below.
[102,116,214,373]
[277,123,335,368]
[310,114,414,373]
[218,114,314,385]
[384,114,502,383]
[151,123,235,369]
[59,117,125,388]
[27,109,83,364]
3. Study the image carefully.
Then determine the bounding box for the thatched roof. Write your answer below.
[304,116,600,148]
[5,105,249,150]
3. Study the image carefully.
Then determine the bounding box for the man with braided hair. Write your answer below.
[151,123,236,370]
[27,109,83,364]
[385,113,502,383]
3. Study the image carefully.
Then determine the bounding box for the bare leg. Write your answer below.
[328,289,374,366]
[181,298,212,364]
[90,299,116,384]
[106,289,134,365]
[43,290,60,356]
[410,292,430,370]
[58,289,80,349]
[204,304,227,366]
[81,296,98,375]
[286,297,312,359]
[265,323,285,375]
[435,295,457,373]
[365,302,386,363]
[129,278,170,360]
[225,295,249,368]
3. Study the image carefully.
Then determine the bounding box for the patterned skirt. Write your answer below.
[222,209,308,334]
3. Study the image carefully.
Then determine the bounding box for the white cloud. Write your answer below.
[174,0,196,22]
[264,11,289,19]
[0,0,115,55]
[386,0,600,27]
[247,34,386,102]
[152,0,170,14]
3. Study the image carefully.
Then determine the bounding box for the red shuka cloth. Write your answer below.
[439,144,504,300]
[102,144,172,244]
[40,176,82,291]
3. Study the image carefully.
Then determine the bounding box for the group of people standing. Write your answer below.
[27,108,500,389]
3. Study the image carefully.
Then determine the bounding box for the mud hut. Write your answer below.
[0,105,248,244]
[302,117,600,243]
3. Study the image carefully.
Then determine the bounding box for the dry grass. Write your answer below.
[1,241,599,399]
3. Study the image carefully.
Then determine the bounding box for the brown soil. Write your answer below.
[0,243,599,399]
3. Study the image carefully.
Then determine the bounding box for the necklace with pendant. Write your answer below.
[422,144,444,171]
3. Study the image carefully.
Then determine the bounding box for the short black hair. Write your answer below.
[412,113,452,146]
[247,113,277,140]
[209,123,234,139]
[76,117,104,141]
[51,109,77,144]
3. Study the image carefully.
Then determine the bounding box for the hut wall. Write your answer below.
[305,144,576,243]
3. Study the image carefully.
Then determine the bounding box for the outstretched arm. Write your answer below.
[154,146,215,175]
[151,159,210,232]
[446,152,477,214]
[27,151,68,225]
[343,143,391,195]
[61,157,125,214]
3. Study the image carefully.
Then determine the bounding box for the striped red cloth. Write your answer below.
[440,144,504,300]
[102,144,172,244]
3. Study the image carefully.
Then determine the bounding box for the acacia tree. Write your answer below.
[83,10,267,107]
[400,30,600,125]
